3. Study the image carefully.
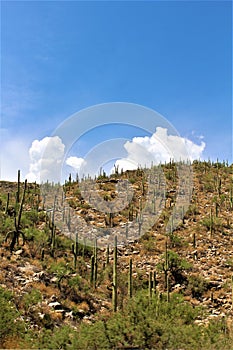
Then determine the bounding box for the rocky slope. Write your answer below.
[0,161,233,346]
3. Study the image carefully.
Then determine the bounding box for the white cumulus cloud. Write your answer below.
[66,156,85,170]
[65,156,85,180]
[114,127,205,172]
[26,128,205,182]
[26,136,65,183]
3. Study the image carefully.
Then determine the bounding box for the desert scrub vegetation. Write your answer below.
[11,291,233,350]
[0,162,232,349]
[0,287,27,348]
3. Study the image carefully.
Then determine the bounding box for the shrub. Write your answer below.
[157,250,192,284]
[67,291,232,350]
[186,275,208,298]
[0,287,26,348]
[24,210,39,225]
[22,288,42,312]
[30,325,73,349]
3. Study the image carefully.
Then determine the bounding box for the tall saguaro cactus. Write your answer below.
[90,239,98,288]
[112,235,118,312]
[5,193,10,215]
[193,233,196,248]
[229,187,233,210]
[164,241,168,287]
[128,257,133,298]
[166,273,170,303]
[5,179,27,252]
[90,255,95,286]
[72,231,79,269]
[106,244,110,265]
[153,270,157,294]
[94,238,98,286]
[148,270,153,301]
[16,169,20,203]
[15,179,27,233]
[51,224,56,254]
[210,208,213,237]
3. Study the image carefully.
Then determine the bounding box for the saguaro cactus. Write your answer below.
[166,273,170,303]
[128,257,133,298]
[153,270,157,294]
[16,169,20,203]
[90,239,98,287]
[51,225,56,256]
[106,244,110,265]
[215,201,219,217]
[193,233,196,248]
[94,238,98,286]
[5,193,10,215]
[229,187,233,210]
[41,248,45,261]
[72,232,79,269]
[90,255,95,286]
[5,179,27,252]
[112,235,118,312]
[210,208,213,237]
[164,241,168,287]
[148,270,153,301]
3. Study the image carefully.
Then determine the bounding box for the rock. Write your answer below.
[15,249,23,255]
[54,309,65,314]
[208,280,222,288]
[51,276,58,283]
[48,301,61,309]
[49,295,57,302]
[77,309,85,315]
[65,311,73,319]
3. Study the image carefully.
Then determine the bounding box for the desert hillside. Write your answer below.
[0,160,233,349]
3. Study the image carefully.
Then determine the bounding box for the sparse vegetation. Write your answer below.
[0,161,232,349]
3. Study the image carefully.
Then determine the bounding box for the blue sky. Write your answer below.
[1,0,232,181]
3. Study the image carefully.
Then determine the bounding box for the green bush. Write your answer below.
[22,288,42,311]
[157,250,192,284]
[24,210,39,225]
[68,291,232,350]
[29,325,73,349]
[2,289,232,349]
[187,275,208,299]
[49,260,71,277]
[0,216,14,235]
[0,287,26,347]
